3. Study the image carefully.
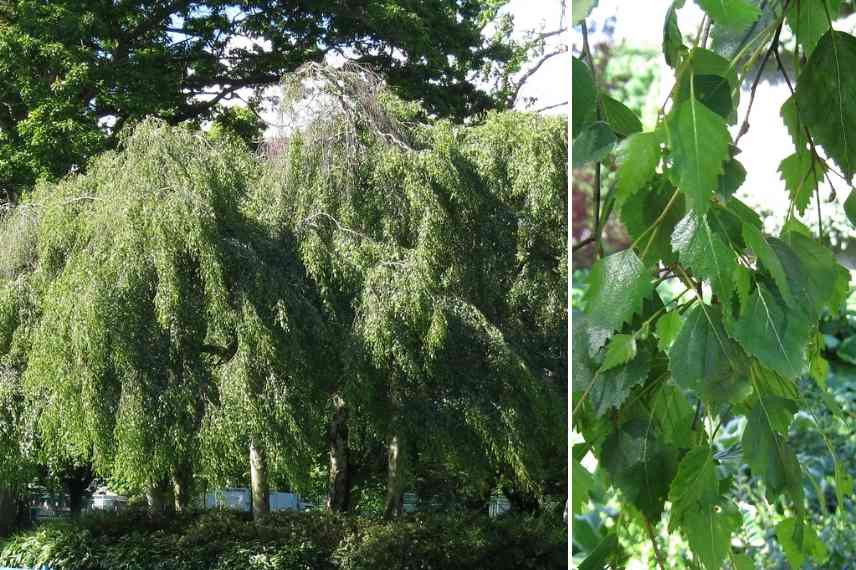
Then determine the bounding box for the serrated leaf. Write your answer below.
[572,314,599,395]
[683,503,741,570]
[615,131,661,206]
[666,95,731,214]
[707,197,760,250]
[728,283,811,379]
[656,310,683,352]
[786,0,841,57]
[781,95,810,151]
[572,121,617,168]
[572,457,594,516]
[600,334,637,372]
[781,230,843,312]
[601,419,679,521]
[650,384,695,448]
[781,217,812,238]
[845,189,856,227]
[795,30,856,180]
[589,343,651,416]
[669,304,752,403]
[664,3,686,67]
[673,49,741,122]
[584,250,654,349]
[742,224,795,307]
[779,151,826,215]
[573,57,597,138]
[621,176,684,266]
[777,517,829,568]
[601,94,642,137]
[672,211,738,308]
[697,0,761,27]
[742,395,804,503]
[668,446,720,531]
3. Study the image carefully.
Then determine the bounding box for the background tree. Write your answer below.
[0,0,528,203]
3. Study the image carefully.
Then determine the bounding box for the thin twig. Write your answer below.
[581,21,604,259]
[734,12,785,146]
[644,517,667,570]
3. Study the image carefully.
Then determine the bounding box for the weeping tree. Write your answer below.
[256,63,567,516]
[0,121,329,519]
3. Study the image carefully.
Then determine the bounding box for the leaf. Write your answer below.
[781,95,810,151]
[742,224,795,308]
[589,343,652,416]
[668,445,720,531]
[573,57,597,138]
[672,211,738,309]
[615,131,661,206]
[656,310,683,352]
[664,3,687,67]
[600,334,637,372]
[650,384,696,448]
[572,314,599,395]
[731,553,754,570]
[578,534,625,570]
[779,151,826,215]
[845,189,856,227]
[669,304,752,404]
[728,283,812,379]
[781,230,843,312]
[786,0,841,57]
[584,250,654,349]
[601,94,642,137]
[795,30,856,180]
[572,0,598,24]
[572,121,617,168]
[717,155,746,198]
[666,95,731,214]
[621,176,684,266]
[733,264,751,315]
[836,335,856,365]
[696,0,761,27]
[835,462,854,508]
[600,419,678,521]
[673,49,741,122]
[572,457,594,516]
[742,395,804,503]
[776,517,829,568]
[683,503,741,570]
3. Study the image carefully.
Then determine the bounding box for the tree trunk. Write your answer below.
[383,432,406,519]
[172,461,193,512]
[326,393,351,512]
[62,465,93,518]
[249,439,269,521]
[0,486,16,537]
[146,479,174,514]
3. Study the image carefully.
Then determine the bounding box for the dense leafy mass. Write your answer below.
[0,0,533,202]
[0,72,567,530]
[573,1,856,567]
[0,508,567,570]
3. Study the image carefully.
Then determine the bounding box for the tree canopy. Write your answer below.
[0,0,530,202]
[0,66,567,521]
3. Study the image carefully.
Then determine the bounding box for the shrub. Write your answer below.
[0,509,567,570]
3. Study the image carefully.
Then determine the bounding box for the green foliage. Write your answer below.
[573,3,856,567]
[0,1,523,200]
[0,509,567,570]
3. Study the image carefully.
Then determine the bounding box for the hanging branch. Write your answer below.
[581,21,604,259]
